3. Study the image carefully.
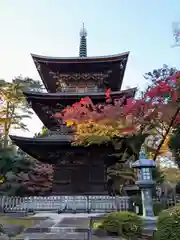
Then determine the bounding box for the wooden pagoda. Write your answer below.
[10,25,136,195]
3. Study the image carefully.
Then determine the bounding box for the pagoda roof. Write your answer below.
[10,135,74,164]
[24,88,136,100]
[31,52,129,92]
[10,135,73,144]
[31,52,129,62]
[24,88,137,129]
[9,135,114,164]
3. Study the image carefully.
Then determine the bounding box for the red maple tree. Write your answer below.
[55,73,180,161]
[18,159,53,195]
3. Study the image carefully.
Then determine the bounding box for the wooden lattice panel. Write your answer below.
[51,71,111,92]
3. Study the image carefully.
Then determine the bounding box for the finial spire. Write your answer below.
[79,23,87,57]
[80,23,87,37]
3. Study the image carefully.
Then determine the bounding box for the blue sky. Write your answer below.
[0,0,180,136]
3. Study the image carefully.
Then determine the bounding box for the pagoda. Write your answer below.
[10,24,136,195]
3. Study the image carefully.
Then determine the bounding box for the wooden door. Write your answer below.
[71,166,89,194]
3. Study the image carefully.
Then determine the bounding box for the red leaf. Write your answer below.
[54,113,62,118]
[106,88,111,99]
[119,127,136,135]
[172,92,177,101]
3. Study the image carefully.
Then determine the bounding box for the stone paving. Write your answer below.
[15,232,90,240]
[11,213,156,239]
[14,213,102,239]
[34,212,105,219]
[15,233,116,240]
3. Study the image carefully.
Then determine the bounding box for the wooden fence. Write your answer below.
[0,195,179,214]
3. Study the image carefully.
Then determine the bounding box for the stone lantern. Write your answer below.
[132,147,156,217]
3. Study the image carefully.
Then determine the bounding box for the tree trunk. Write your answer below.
[3,102,9,148]
[153,106,180,160]
[3,103,15,148]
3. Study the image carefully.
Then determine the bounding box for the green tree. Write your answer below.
[0,76,43,148]
[169,127,180,168]
[152,167,164,184]
[160,167,180,196]
[107,162,135,195]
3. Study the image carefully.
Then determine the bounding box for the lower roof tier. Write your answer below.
[10,135,115,165]
[24,88,136,129]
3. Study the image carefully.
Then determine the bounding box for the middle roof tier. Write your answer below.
[24,88,136,129]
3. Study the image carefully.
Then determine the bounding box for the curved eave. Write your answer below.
[23,88,137,100]
[10,135,72,164]
[9,135,115,164]
[10,135,115,148]
[9,135,72,145]
[31,52,129,64]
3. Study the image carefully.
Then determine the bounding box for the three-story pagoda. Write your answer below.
[10,25,136,195]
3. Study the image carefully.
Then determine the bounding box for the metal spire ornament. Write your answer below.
[79,23,87,57]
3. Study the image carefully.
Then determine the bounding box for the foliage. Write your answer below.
[143,64,178,87]
[0,77,50,195]
[99,211,143,238]
[107,162,136,195]
[153,202,166,216]
[0,148,53,196]
[15,157,53,196]
[14,76,43,92]
[55,68,180,159]
[106,134,148,194]
[161,167,180,186]
[54,67,180,192]
[152,167,164,184]
[0,147,16,174]
[169,127,180,150]
[169,126,180,168]
[0,76,43,147]
[34,126,48,137]
[131,195,172,216]
[159,135,170,155]
[143,66,180,159]
[155,205,180,240]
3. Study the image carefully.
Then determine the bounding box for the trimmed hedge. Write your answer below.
[155,205,180,240]
[99,211,143,239]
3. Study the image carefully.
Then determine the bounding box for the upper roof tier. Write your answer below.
[31,52,129,93]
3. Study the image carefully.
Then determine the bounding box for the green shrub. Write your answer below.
[131,195,170,216]
[100,211,143,239]
[153,202,166,216]
[155,205,180,240]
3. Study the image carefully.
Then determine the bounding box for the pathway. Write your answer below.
[13,213,157,239]
[14,213,104,239]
